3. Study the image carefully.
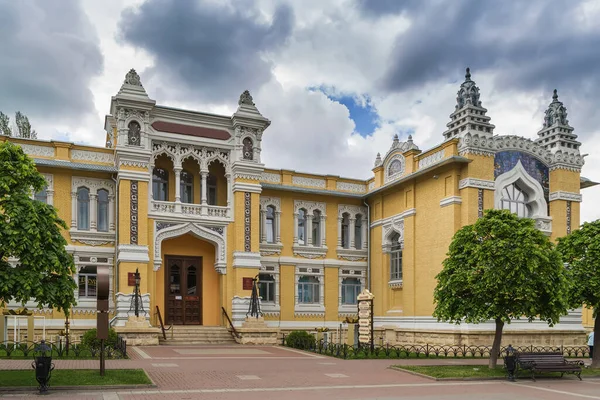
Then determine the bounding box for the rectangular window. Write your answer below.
[390,250,403,281]
[78,266,97,298]
[258,274,275,303]
[341,278,362,305]
[298,276,319,304]
[34,186,48,204]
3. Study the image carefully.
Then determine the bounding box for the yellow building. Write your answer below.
[2,68,596,345]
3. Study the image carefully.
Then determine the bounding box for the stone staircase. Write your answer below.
[158,325,238,345]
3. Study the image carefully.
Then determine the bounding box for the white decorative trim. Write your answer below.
[260,243,283,256]
[336,181,366,193]
[34,173,54,206]
[382,216,404,253]
[535,217,553,236]
[336,249,368,262]
[494,160,548,219]
[294,200,326,214]
[458,132,496,157]
[388,280,403,289]
[338,267,365,316]
[232,182,262,193]
[262,172,281,183]
[260,196,280,209]
[417,149,445,169]
[69,231,115,246]
[337,204,367,219]
[384,153,406,183]
[370,208,416,228]
[117,244,150,263]
[292,176,326,189]
[119,160,149,168]
[549,191,582,202]
[293,246,328,259]
[459,177,495,190]
[153,222,227,273]
[232,296,251,327]
[19,144,55,157]
[368,181,375,191]
[295,266,325,316]
[72,177,115,194]
[233,251,262,268]
[71,150,114,163]
[440,196,462,207]
[263,256,367,267]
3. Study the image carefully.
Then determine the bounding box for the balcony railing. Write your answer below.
[151,200,230,220]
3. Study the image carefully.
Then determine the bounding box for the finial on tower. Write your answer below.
[124,68,143,87]
[465,67,471,80]
[374,152,382,167]
[552,89,558,101]
[238,90,255,106]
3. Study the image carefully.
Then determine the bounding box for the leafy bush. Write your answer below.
[285,330,315,349]
[81,328,118,349]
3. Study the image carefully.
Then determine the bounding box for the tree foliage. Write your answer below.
[0,111,37,139]
[557,220,600,367]
[0,141,76,312]
[433,209,569,368]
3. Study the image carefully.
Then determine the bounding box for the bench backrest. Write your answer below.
[515,352,566,365]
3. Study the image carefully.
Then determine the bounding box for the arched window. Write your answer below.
[180,170,193,204]
[152,168,168,201]
[298,276,319,304]
[97,189,109,232]
[258,273,275,303]
[341,277,361,305]
[128,121,141,146]
[388,159,402,176]
[312,210,321,246]
[341,213,350,249]
[298,209,307,245]
[266,205,275,243]
[390,232,402,281]
[207,174,217,205]
[501,182,530,218]
[77,187,90,230]
[355,214,362,250]
[242,137,253,160]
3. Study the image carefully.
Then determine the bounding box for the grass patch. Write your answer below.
[395,365,600,379]
[0,369,151,387]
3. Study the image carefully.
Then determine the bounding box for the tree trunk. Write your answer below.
[489,318,504,369]
[592,317,600,368]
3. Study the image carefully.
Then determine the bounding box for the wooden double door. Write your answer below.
[165,256,202,325]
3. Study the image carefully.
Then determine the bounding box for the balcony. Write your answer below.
[150,200,230,222]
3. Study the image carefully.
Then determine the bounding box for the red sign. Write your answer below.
[128,273,136,287]
[243,277,254,290]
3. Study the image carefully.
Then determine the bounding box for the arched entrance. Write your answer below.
[154,224,225,326]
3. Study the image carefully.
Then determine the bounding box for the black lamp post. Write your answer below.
[134,268,141,317]
[504,344,516,382]
[31,340,54,394]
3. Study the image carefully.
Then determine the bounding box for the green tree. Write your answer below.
[14,111,37,139]
[557,220,600,368]
[0,141,76,312]
[433,209,569,368]
[0,112,11,136]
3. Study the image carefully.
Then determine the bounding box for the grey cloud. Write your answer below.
[371,0,600,136]
[356,0,423,17]
[0,0,103,122]
[118,0,294,103]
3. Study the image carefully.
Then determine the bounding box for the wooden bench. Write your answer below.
[514,352,583,381]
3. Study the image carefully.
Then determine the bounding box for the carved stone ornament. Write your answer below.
[418,149,445,170]
[128,121,141,146]
[244,192,251,252]
[151,141,230,171]
[262,172,281,184]
[124,68,143,86]
[336,181,366,193]
[292,176,326,189]
[381,214,405,252]
[71,150,114,163]
[238,90,255,106]
[130,181,138,245]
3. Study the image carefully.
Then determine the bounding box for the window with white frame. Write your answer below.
[298,276,320,304]
[339,268,365,313]
[77,187,90,230]
[258,273,275,303]
[180,170,194,204]
[312,210,321,246]
[34,186,48,203]
[265,206,275,243]
[341,277,361,305]
[207,174,217,205]
[355,215,363,249]
[298,208,307,245]
[32,174,54,205]
[341,213,350,248]
[152,168,169,201]
[97,189,109,232]
[78,265,97,298]
[390,232,403,281]
[500,182,531,218]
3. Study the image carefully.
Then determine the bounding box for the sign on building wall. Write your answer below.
[357,289,374,350]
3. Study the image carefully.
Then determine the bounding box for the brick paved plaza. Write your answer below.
[1,345,599,399]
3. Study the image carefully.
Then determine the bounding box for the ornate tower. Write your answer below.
[442,68,495,141]
[535,89,582,158]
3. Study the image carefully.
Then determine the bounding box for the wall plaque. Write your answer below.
[243,277,254,290]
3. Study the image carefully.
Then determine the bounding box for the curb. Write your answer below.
[0,383,157,393]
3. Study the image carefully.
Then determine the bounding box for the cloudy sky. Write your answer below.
[1,0,599,223]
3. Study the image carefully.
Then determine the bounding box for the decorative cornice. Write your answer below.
[119,160,148,168]
[439,196,462,207]
[19,144,55,157]
[294,200,326,214]
[370,208,416,228]
[336,248,368,262]
[417,149,445,169]
[69,230,115,246]
[262,172,281,183]
[459,177,495,190]
[260,196,281,210]
[71,150,114,163]
[338,204,367,218]
[336,181,366,193]
[292,176,326,189]
[549,191,582,202]
[368,181,375,191]
[72,177,115,194]
[233,182,262,193]
[388,280,403,289]
[117,245,149,263]
[232,251,262,268]
[292,246,328,259]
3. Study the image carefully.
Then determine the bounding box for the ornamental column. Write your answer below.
[108,195,115,231]
[174,168,182,212]
[226,173,232,217]
[337,217,342,247]
[349,218,356,248]
[201,171,208,215]
[260,209,267,243]
[275,211,282,243]
[71,192,77,228]
[361,221,368,249]
[320,215,326,247]
[306,215,313,246]
[293,213,299,245]
[90,193,98,231]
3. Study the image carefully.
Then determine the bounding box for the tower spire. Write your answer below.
[535,89,580,155]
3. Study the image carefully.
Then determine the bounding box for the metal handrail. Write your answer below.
[155,306,172,340]
[221,307,240,339]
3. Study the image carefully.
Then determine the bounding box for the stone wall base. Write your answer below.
[236,317,279,345]
[114,326,161,346]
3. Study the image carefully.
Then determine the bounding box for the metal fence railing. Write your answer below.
[0,336,127,359]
